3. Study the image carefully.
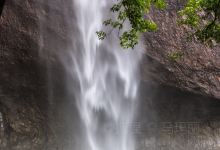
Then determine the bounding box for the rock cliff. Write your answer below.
[142,0,220,99]
[0,0,219,149]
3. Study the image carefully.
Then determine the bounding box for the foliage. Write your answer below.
[96,31,106,40]
[97,0,220,48]
[97,0,166,49]
[167,51,183,61]
[179,0,220,44]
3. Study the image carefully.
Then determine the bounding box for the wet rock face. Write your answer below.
[0,0,75,149]
[142,0,220,99]
[136,83,220,150]
[0,101,54,150]
[0,0,56,149]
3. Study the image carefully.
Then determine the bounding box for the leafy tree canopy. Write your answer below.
[97,0,220,49]
[179,0,220,44]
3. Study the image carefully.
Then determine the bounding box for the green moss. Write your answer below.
[167,51,183,61]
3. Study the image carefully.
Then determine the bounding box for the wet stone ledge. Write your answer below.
[132,121,220,150]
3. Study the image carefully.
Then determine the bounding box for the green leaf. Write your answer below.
[96,31,106,40]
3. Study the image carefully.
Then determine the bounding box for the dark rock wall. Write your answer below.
[0,0,5,15]
[0,0,55,149]
[0,0,79,149]
[135,83,220,150]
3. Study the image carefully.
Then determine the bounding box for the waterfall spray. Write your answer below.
[61,0,142,150]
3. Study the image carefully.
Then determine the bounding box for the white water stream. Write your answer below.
[65,0,143,150]
[36,0,143,149]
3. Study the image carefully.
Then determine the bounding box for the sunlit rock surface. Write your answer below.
[143,0,220,99]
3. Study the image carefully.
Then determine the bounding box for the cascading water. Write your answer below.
[61,0,142,150]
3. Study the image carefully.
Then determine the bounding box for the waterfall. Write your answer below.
[53,0,142,149]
